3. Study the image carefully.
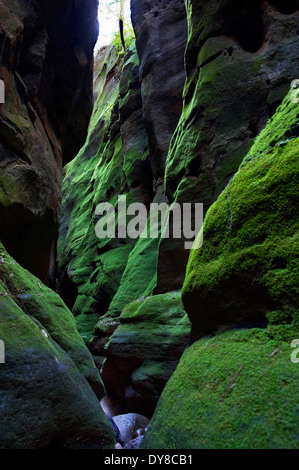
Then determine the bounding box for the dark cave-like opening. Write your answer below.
[223,0,265,53]
[269,0,299,15]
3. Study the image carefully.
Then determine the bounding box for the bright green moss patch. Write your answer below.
[0,242,104,395]
[107,234,160,318]
[57,43,152,340]
[182,91,299,337]
[142,327,299,449]
[120,291,185,324]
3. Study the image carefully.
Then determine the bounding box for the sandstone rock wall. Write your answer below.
[56,0,299,419]
[142,91,299,448]
[0,0,116,449]
[0,241,114,449]
[0,0,98,282]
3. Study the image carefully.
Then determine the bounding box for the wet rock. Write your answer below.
[112,413,150,444]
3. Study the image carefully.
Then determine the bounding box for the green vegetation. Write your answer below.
[142,327,299,449]
[0,242,105,396]
[182,90,299,336]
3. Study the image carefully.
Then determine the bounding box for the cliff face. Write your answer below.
[1,0,297,449]
[56,0,299,418]
[161,0,299,292]
[0,0,116,449]
[131,0,188,179]
[56,1,189,414]
[142,90,299,449]
[0,0,98,283]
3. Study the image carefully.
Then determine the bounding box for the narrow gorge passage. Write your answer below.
[0,0,298,453]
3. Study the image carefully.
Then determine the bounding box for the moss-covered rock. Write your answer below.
[142,327,299,449]
[0,0,98,281]
[57,43,152,340]
[182,90,299,339]
[0,242,114,448]
[100,291,191,416]
[159,0,299,291]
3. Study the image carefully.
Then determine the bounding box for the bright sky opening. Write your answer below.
[96,0,132,50]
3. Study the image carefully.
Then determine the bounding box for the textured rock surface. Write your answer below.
[160,0,299,291]
[56,0,299,420]
[182,90,299,339]
[142,328,299,449]
[131,0,187,179]
[0,242,114,449]
[56,2,189,413]
[57,44,151,330]
[101,291,191,415]
[112,413,149,443]
[0,0,98,282]
[142,91,299,449]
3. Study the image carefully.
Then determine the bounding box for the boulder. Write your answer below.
[182,90,299,339]
[142,327,299,449]
[101,291,191,415]
[0,242,114,448]
[112,413,150,443]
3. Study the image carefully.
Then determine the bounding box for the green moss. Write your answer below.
[57,42,153,339]
[0,242,104,395]
[107,233,160,318]
[120,291,185,324]
[104,291,190,365]
[182,91,299,335]
[142,327,299,449]
[165,34,268,202]
[0,276,114,449]
[75,313,100,344]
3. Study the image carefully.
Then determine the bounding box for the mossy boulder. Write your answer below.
[142,327,299,449]
[100,291,191,416]
[0,242,114,448]
[182,90,299,339]
[142,88,299,450]
[160,0,299,292]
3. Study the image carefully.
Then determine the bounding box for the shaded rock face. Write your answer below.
[0,242,114,449]
[159,0,299,292]
[56,0,298,421]
[56,44,152,326]
[182,91,299,340]
[57,0,188,329]
[131,0,188,179]
[0,0,98,282]
[142,328,299,449]
[100,292,191,415]
[142,91,299,450]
